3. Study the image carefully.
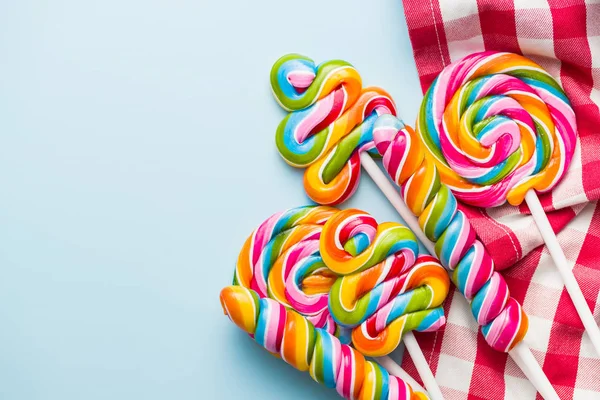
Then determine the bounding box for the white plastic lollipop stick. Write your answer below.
[509,342,559,400]
[525,190,600,356]
[376,354,428,395]
[360,153,559,400]
[403,332,444,400]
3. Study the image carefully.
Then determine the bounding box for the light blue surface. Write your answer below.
[0,0,425,399]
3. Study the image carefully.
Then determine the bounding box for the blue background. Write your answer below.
[0,0,425,398]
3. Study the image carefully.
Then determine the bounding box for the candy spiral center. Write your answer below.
[418,51,577,207]
[234,206,342,335]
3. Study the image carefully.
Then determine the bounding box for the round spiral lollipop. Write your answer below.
[417,51,577,207]
[319,209,450,357]
[220,286,427,400]
[271,54,397,205]
[234,205,342,336]
[372,114,528,352]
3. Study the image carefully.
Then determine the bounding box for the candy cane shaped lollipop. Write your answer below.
[372,114,558,400]
[416,51,600,357]
[233,205,429,394]
[220,286,428,400]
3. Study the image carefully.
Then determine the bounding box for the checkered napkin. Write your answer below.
[398,1,600,398]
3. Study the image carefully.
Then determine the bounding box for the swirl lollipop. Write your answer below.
[416,51,600,358]
[417,51,576,208]
[220,286,427,400]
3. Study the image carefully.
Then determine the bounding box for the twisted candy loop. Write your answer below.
[220,286,427,400]
[234,206,341,334]
[319,209,450,357]
[234,205,335,292]
[269,237,338,330]
[271,54,397,205]
[270,54,362,113]
[373,114,528,352]
[417,51,577,207]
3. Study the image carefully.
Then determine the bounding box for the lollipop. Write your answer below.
[270,54,558,399]
[319,209,449,359]
[220,286,427,400]
[271,54,396,205]
[232,206,448,399]
[416,51,600,357]
[417,52,576,208]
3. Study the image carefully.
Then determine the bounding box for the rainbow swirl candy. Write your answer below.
[271,54,397,205]
[234,205,341,335]
[319,209,449,357]
[220,285,427,400]
[372,114,529,352]
[417,51,577,207]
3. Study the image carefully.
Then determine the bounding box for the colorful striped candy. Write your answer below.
[220,286,427,400]
[271,54,397,205]
[373,114,529,352]
[234,205,341,336]
[417,51,577,207]
[320,209,450,357]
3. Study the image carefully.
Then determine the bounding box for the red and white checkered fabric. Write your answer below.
[398,0,600,398]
